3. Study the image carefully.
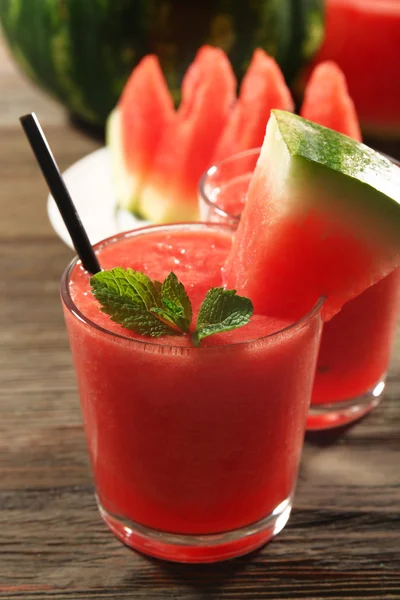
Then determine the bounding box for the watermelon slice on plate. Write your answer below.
[106,55,174,213]
[301,61,362,141]
[138,46,236,223]
[223,110,400,321]
[213,49,294,163]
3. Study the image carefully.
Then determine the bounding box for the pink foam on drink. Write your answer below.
[70,227,289,346]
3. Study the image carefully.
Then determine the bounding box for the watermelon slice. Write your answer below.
[301,61,362,142]
[106,55,175,212]
[138,46,236,223]
[223,110,400,322]
[213,49,294,163]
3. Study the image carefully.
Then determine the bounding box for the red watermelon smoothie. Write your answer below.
[199,151,400,430]
[61,223,323,562]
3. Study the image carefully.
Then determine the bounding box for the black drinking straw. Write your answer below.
[20,113,101,274]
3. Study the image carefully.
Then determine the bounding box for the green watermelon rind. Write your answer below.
[265,112,400,299]
[0,0,324,126]
[273,110,400,240]
[0,0,145,126]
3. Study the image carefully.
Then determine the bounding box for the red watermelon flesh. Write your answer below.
[223,110,400,322]
[213,50,294,163]
[310,0,400,136]
[138,46,236,222]
[301,61,362,142]
[113,55,174,210]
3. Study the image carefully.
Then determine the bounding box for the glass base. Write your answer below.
[306,376,386,431]
[97,495,292,563]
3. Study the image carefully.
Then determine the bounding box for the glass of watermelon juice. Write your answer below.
[61,222,323,563]
[199,150,400,430]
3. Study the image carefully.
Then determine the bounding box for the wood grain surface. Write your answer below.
[0,34,399,600]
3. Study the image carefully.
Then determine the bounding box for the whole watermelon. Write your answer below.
[0,0,324,127]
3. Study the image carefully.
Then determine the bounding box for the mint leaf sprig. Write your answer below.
[90,268,253,347]
[192,287,254,346]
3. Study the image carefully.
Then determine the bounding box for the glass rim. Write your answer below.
[199,147,400,222]
[60,221,325,351]
[198,147,262,224]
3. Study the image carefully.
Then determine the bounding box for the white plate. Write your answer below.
[47,147,149,249]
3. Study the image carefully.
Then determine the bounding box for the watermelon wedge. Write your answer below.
[213,50,294,163]
[223,110,400,321]
[138,46,236,223]
[301,61,362,142]
[106,55,174,212]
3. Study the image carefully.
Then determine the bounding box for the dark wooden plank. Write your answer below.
[0,35,66,127]
[0,483,399,598]
[0,127,100,239]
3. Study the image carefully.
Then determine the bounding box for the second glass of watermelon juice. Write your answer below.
[199,150,400,430]
[61,222,323,563]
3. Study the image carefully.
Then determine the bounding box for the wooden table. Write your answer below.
[1,35,399,600]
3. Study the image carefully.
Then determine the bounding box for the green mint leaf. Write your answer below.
[110,305,177,337]
[153,280,163,296]
[91,268,163,309]
[150,307,187,333]
[90,268,178,337]
[192,287,253,346]
[160,272,192,332]
[91,270,253,346]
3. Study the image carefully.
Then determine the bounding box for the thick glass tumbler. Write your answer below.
[199,151,400,430]
[61,222,323,562]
